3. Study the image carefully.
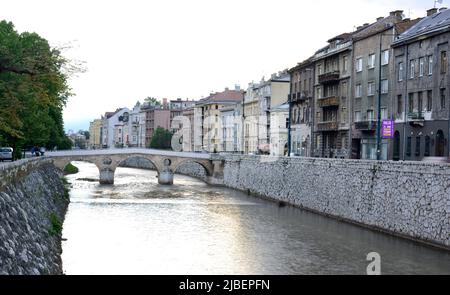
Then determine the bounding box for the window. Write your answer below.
[354,111,361,122]
[398,62,404,81]
[406,137,412,157]
[382,50,389,65]
[317,87,322,99]
[367,110,374,121]
[368,54,376,69]
[408,93,414,113]
[427,90,432,112]
[418,92,423,112]
[441,51,447,74]
[356,58,363,72]
[419,57,425,77]
[343,55,348,72]
[428,56,433,75]
[341,107,347,123]
[425,136,431,157]
[381,108,388,120]
[381,79,388,94]
[318,64,323,75]
[397,95,403,115]
[342,82,348,98]
[440,88,446,109]
[355,84,362,98]
[368,82,375,96]
[415,136,421,157]
[410,60,415,78]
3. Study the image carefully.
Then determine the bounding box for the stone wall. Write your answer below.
[0,158,69,275]
[119,157,207,181]
[222,155,450,249]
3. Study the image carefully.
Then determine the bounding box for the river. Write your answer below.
[61,161,450,275]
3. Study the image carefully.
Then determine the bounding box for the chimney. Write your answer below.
[376,17,384,21]
[225,87,229,91]
[390,10,404,20]
[235,84,241,91]
[162,98,168,108]
[439,7,447,12]
[427,8,438,16]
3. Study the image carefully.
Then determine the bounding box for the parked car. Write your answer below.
[0,147,13,162]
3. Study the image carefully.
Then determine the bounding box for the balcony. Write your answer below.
[408,112,425,120]
[318,71,340,84]
[317,96,340,108]
[408,112,425,127]
[355,120,377,131]
[317,121,339,132]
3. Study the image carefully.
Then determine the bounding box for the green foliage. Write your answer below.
[149,127,173,150]
[48,213,63,236]
[64,163,79,175]
[0,20,74,151]
[144,96,161,106]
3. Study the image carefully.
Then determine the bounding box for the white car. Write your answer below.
[0,147,13,162]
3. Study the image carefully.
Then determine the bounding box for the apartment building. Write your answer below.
[392,7,450,161]
[351,10,419,160]
[288,58,314,157]
[88,119,103,149]
[194,87,244,152]
[312,33,353,158]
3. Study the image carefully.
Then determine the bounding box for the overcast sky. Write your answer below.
[0,0,439,131]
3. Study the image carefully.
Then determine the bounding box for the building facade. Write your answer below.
[392,7,450,161]
[220,103,242,153]
[141,104,170,148]
[243,72,290,155]
[194,87,244,152]
[101,108,130,148]
[270,103,289,156]
[351,10,417,160]
[289,59,314,157]
[88,119,103,149]
[312,33,353,158]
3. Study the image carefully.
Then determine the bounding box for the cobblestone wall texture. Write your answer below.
[222,155,450,249]
[0,158,69,274]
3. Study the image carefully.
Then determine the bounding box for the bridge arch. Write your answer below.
[116,155,161,174]
[53,157,102,174]
[173,159,214,178]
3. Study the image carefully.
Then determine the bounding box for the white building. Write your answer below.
[101,108,131,148]
[129,102,146,148]
[270,103,289,156]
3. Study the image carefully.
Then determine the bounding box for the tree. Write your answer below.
[149,127,172,150]
[144,97,161,106]
[0,20,76,155]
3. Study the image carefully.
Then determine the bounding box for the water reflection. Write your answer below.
[62,161,450,275]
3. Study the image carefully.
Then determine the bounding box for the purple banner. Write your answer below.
[382,120,394,139]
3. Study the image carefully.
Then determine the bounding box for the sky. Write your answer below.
[0,0,439,132]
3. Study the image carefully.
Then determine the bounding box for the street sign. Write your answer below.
[382,120,394,139]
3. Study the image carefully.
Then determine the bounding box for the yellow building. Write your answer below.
[194,87,244,152]
[243,71,290,154]
[89,119,103,149]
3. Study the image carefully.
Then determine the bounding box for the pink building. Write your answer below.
[142,99,170,147]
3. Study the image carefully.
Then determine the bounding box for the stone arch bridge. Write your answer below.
[47,149,225,185]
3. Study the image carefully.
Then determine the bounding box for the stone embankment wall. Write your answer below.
[222,155,450,249]
[119,157,207,181]
[0,158,69,275]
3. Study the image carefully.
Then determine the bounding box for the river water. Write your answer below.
[61,161,450,275]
